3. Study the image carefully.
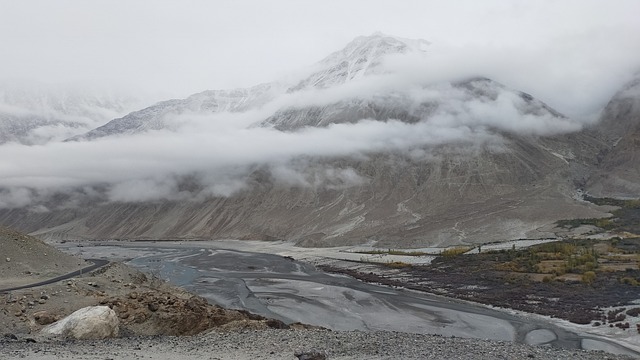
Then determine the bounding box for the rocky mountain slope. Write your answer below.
[67,34,429,141]
[0,226,86,287]
[0,135,608,247]
[69,82,280,141]
[0,34,637,247]
[585,75,640,198]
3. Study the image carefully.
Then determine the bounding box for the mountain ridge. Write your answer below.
[0,34,638,246]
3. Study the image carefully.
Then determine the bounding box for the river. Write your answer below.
[61,241,638,357]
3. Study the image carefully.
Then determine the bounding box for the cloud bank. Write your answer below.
[0,66,586,209]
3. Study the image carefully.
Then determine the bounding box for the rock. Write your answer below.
[5,257,10,262]
[3,333,18,341]
[41,306,119,340]
[148,302,159,312]
[33,311,57,325]
[266,318,289,329]
[294,349,328,360]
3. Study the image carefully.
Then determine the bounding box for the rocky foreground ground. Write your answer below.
[0,328,634,360]
[0,226,311,340]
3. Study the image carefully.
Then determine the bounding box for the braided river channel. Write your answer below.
[61,241,638,357]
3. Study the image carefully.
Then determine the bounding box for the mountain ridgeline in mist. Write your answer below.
[0,33,638,247]
[0,82,142,145]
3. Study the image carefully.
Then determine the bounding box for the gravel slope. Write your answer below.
[0,226,86,287]
[0,329,633,360]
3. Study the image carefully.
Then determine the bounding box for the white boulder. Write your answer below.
[42,306,119,339]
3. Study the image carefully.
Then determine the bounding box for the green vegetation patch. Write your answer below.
[440,247,470,257]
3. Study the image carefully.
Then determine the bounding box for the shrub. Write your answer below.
[385,261,412,269]
[626,308,640,317]
[441,247,469,257]
[607,309,626,323]
[620,277,639,286]
[582,271,596,284]
[615,322,630,330]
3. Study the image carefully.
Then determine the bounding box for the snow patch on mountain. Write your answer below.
[70,82,284,141]
[288,33,430,92]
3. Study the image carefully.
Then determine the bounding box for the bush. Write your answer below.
[582,271,596,284]
[626,308,640,317]
[385,261,412,269]
[620,277,639,286]
[441,247,469,257]
[608,309,626,323]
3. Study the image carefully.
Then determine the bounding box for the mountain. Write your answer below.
[0,82,141,145]
[261,77,565,131]
[68,34,432,140]
[0,134,607,246]
[69,83,280,141]
[0,34,630,246]
[287,33,429,92]
[585,75,640,198]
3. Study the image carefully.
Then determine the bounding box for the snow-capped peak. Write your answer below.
[289,33,430,92]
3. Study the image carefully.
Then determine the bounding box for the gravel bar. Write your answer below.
[1,329,633,360]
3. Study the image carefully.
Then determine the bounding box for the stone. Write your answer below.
[33,311,57,325]
[148,302,159,312]
[41,306,119,340]
[3,333,18,341]
[294,349,328,360]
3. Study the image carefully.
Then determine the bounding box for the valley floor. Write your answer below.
[59,239,640,356]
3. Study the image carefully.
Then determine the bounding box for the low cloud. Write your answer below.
[382,34,640,122]
[0,47,613,208]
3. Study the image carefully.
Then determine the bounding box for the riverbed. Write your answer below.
[60,240,639,356]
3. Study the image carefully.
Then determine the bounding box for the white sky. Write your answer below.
[1,0,640,117]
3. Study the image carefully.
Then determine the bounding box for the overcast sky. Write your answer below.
[1,0,640,118]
